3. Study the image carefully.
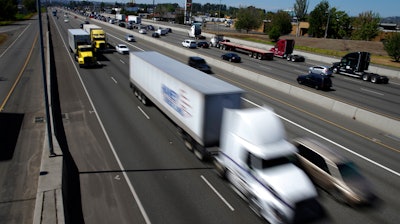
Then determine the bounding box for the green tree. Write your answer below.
[328,10,352,39]
[22,0,36,13]
[308,0,329,38]
[268,26,281,41]
[384,33,400,62]
[0,0,18,20]
[293,0,309,36]
[234,6,264,33]
[351,11,380,41]
[270,10,293,35]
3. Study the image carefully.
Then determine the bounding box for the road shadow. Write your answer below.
[48,15,84,224]
[0,112,24,161]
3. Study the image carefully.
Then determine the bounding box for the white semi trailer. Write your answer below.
[129,51,321,223]
[129,51,243,160]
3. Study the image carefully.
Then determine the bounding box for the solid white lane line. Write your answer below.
[201,175,235,211]
[138,106,150,119]
[360,88,384,96]
[242,97,400,178]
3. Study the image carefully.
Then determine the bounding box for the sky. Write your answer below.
[132,0,399,17]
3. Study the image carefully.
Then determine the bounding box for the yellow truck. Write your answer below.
[82,24,107,52]
[68,29,98,67]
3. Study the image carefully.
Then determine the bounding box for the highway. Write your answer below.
[134,21,400,120]
[0,10,396,223]
[0,16,45,223]
[48,10,400,224]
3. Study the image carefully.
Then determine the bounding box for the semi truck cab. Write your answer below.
[214,107,322,223]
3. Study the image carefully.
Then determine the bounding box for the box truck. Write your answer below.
[129,51,321,223]
[82,24,107,52]
[67,29,97,67]
[188,24,201,38]
[116,13,125,21]
[127,15,141,24]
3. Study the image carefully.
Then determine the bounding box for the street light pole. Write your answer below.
[324,9,331,38]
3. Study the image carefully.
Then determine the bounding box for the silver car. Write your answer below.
[309,65,333,76]
[294,137,376,206]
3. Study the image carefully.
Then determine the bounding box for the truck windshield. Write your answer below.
[262,155,296,168]
[80,47,93,52]
[248,153,297,170]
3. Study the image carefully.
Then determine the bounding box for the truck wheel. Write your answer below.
[333,68,338,74]
[249,196,262,218]
[286,56,291,61]
[362,74,370,81]
[134,87,139,97]
[371,76,378,83]
[214,160,227,179]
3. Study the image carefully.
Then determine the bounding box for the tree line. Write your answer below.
[3,0,398,61]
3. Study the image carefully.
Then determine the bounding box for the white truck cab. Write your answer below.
[214,107,322,223]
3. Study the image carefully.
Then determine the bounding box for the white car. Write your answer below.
[309,65,333,76]
[115,44,129,54]
[138,29,147,34]
[182,39,197,48]
[156,28,168,36]
[125,34,135,42]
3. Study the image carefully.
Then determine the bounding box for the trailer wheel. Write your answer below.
[333,68,338,74]
[141,94,147,105]
[258,54,262,60]
[133,86,139,97]
[248,52,253,57]
[183,134,194,151]
[194,147,205,161]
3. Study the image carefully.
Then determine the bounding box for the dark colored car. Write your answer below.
[126,23,133,29]
[118,22,126,27]
[287,54,305,62]
[152,32,160,38]
[221,53,241,63]
[294,138,376,206]
[188,56,212,74]
[197,41,209,48]
[297,73,332,90]
[147,25,155,31]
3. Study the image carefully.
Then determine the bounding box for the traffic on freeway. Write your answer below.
[1,7,399,224]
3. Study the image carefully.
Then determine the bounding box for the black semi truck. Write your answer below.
[331,52,389,84]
